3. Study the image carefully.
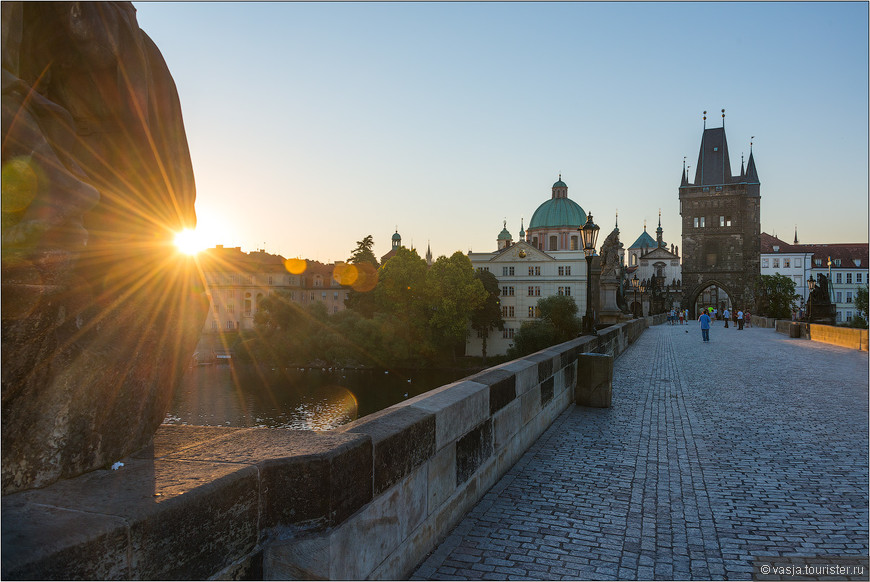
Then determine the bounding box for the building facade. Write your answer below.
[466,178,590,356]
[626,214,682,314]
[198,245,350,335]
[679,119,761,316]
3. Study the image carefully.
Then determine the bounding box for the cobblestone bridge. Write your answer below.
[414,323,869,580]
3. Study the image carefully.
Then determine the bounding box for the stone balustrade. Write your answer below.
[2,315,663,580]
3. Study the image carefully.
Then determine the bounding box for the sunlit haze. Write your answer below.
[136,2,869,263]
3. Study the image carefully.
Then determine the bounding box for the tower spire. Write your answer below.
[794,226,799,245]
[656,209,664,248]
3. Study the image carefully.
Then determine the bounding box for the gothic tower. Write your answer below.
[679,113,761,316]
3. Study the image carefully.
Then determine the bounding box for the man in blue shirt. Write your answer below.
[699,310,711,342]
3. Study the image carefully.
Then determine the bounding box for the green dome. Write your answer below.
[497,227,512,240]
[528,197,586,230]
[391,231,401,241]
[553,179,567,188]
[629,230,656,250]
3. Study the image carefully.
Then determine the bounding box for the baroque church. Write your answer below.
[466,177,591,357]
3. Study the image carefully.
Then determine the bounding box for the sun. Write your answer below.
[174,228,206,255]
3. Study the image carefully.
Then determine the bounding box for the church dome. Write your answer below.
[497,226,512,240]
[528,197,586,230]
[391,231,401,241]
[629,229,656,250]
[553,179,567,189]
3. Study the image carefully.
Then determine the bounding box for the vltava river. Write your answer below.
[165,364,472,430]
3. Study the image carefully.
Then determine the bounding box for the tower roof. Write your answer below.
[528,197,586,230]
[694,127,734,186]
[392,230,401,241]
[497,220,512,240]
[745,150,759,183]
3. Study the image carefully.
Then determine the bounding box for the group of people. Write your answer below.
[697,306,751,341]
[667,308,689,325]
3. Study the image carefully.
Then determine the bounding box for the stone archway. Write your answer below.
[688,280,734,320]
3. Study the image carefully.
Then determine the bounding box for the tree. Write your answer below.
[756,273,799,319]
[507,320,556,359]
[470,269,504,361]
[425,252,488,359]
[853,285,868,328]
[537,295,581,343]
[347,235,378,267]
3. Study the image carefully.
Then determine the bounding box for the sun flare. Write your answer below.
[174,228,206,255]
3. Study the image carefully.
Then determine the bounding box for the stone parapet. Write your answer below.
[2,318,655,580]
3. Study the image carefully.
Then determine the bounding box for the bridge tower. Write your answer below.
[679,112,761,317]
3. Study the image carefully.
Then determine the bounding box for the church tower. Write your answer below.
[679,111,761,316]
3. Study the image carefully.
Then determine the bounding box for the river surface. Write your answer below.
[164,364,473,430]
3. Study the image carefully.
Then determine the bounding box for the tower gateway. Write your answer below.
[679,114,761,317]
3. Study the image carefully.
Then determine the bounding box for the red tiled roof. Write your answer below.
[760,233,868,269]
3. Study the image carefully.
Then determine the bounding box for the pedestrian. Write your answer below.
[699,309,711,342]
[723,308,730,328]
[745,311,752,328]
[737,309,744,330]
[679,310,684,325]
[713,308,718,321]
[732,309,738,327]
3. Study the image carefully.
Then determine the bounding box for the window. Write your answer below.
[528,286,540,296]
[528,306,539,318]
[725,216,732,227]
[846,273,852,284]
[226,320,234,330]
[558,286,572,296]
[314,277,323,287]
[214,304,219,313]
[836,292,842,302]
[558,266,571,276]
[836,273,842,284]
[334,292,339,300]
[836,311,842,322]
[783,258,790,268]
[549,235,558,251]
[227,304,234,313]
[501,305,514,318]
[719,216,725,227]
[693,217,699,228]
[501,286,515,296]
[528,266,540,276]
[772,258,779,269]
[815,258,822,267]
[700,217,705,227]
[858,273,863,283]
[834,259,841,267]
[570,236,578,251]
[289,291,296,300]
[268,276,273,285]
[477,267,489,272]
[762,258,769,268]
[847,311,853,322]
[846,292,853,303]
[795,259,802,268]
[211,321,218,330]
[246,275,253,284]
[321,292,327,300]
[502,328,515,339]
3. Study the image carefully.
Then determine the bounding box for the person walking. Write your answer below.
[737,309,744,330]
[745,311,752,328]
[679,310,684,325]
[699,310,711,342]
[723,308,730,328]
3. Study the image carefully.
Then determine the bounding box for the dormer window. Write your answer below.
[773,246,780,252]
[856,259,862,267]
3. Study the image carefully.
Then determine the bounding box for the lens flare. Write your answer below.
[332,263,359,286]
[284,258,307,275]
[350,262,378,292]
[2,157,39,214]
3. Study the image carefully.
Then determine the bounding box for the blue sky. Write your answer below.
[135,2,869,263]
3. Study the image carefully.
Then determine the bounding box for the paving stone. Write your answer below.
[412,325,868,580]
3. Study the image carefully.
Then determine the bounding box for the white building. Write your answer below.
[760,232,868,323]
[466,177,590,356]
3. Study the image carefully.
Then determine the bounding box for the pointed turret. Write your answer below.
[426,241,433,266]
[519,218,525,241]
[793,227,799,245]
[694,127,734,185]
[656,210,664,248]
[680,159,688,187]
[745,150,759,183]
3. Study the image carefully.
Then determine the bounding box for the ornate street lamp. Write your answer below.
[807,275,815,321]
[580,213,600,335]
[807,275,816,292]
[631,274,640,318]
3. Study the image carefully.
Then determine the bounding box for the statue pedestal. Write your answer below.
[599,278,630,324]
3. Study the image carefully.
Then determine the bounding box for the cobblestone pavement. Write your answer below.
[413,324,869,580]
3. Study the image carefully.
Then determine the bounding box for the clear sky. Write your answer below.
[135,1,869,263]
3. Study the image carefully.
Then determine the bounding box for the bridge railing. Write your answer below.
[2,315,665,580]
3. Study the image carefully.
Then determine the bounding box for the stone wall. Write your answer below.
[772,320,867,351]
[2,316,662,580]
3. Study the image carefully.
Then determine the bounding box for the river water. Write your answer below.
[164,364,473,431]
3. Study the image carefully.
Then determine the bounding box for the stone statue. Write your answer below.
[2,2,207,493]
[598,228,623,281]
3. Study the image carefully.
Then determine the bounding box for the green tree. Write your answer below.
[347,234,379,267]
[425,252,488,359]
[537,295,582,342]
[507,320,556,359]
[756,273,799,319]
[853,285,868,328]
[470,269,504,361]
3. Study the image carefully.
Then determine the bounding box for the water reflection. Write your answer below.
[165,365,470,430]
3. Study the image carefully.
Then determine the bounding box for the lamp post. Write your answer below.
[807,275,816,322]
[631,274,640,318]
[580,213,600,335]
